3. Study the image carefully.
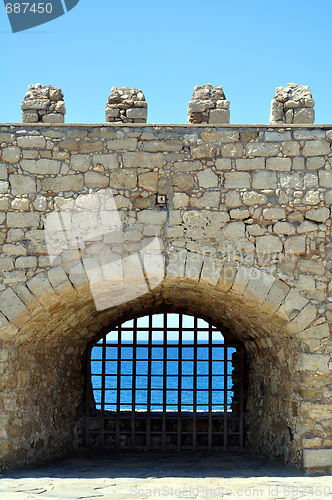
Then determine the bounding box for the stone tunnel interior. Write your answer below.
[2,276,303,469]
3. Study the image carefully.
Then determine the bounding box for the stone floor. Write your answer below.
[0,451,331,499]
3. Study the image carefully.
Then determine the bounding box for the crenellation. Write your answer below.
[21,84,66,124]
[270,83,315,125]
[105,87,147,124]
[188,84,230,124]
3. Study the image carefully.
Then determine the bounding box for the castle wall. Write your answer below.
[0,122,331,471]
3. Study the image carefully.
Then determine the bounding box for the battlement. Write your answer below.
[15,82,319,125]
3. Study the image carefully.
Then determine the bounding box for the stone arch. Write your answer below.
[0,248,320,469]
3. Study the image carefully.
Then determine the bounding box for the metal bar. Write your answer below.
[208,323,213,451]
[239,344,244,451]
[100,335,106,449]
[116,323,122,451]
[162,310,167,450]
[146,313,152,451]
[193,316,197,451]
[177,312,182,451]
[131,318,137,451]
[224,337,228,451]
[85,343,92,448]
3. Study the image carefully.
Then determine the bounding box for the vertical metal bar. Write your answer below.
[223,337,228,451]
[162,310,167,450]
[116,323,122,451]
[100,335,106,448]
[146,313,152,451]
[208,323,213,451]
[85,343,92,448]
[239,344,244,451]
[193,315,197,451]
[131,318,137,451]
[177,312,182,452]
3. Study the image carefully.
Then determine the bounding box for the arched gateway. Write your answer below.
[0,121,331,473]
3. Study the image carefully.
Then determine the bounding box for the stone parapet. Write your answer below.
[105,87,147,123]
[188,84,230,124]
[270,83,315,125]
[21,84,66,124]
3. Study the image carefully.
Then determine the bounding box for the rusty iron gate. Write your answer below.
[85,312,244,451]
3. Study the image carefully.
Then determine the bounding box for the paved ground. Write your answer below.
[0,451,331,500]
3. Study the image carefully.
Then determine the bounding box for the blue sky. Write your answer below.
[1,0,331,125]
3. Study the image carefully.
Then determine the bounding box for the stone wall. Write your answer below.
[0,122,332,472]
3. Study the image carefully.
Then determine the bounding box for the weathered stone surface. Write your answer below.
[270,83,315,124]
[0,122,332,474]
[105,87,147,123]
[188,84,230,124]
[21,84,66,123]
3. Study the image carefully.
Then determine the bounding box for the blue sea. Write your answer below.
[91,341,235,413]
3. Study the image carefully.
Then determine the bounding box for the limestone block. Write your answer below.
[242,191,267,206]
[138,172,159,191]
[107,138,138,151]
[273,222,296,235]
[319,170,332,188]
[284,235,306,254]
[0,287,27,321]
[265,279,290,311]
[172,193,189,209]
[263,208,286,220]
[278,289,308,319]
[190,191,220,208]
[223,221,245,238]
[123,152,164,169]
[92,154,118,170]
[200,256,224,287]
[303,449,332,470]
[41,175,84,193]
[17,135,46,148]
[197,169,219,188]
[252,171,277,189]
[6,212,40,228]
[15,257,37,269]
[70,155,91,172]
[173,173,195,190]
[79,140,104,154]
[305,207,330,223]
[256,235,282,254]
[137,210,167,225]
[84,171,109,189]
[166,247,187,278]
[243,271,275,304]
[265,131,292,142]
[22,110,38,123]
[201,130,238,143]
[109,169,137,190]
[306,157,325,170]
[185,252,204,281]
[235,158,265,171]
[0,164,7,180]
[190,141,216,159]
[229,209,250,220]
[208,109,230,124]
[303,141,330,157]
[224,172,250,189]
[126,108,147,119]
[220,143,244,158]
[292,303,317,330]
[21,159,61,175]
[293,108,315,124]
[246,143,280,157]
[266,157,291,171]
[232,267,251,295]
[1,146,21,163]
